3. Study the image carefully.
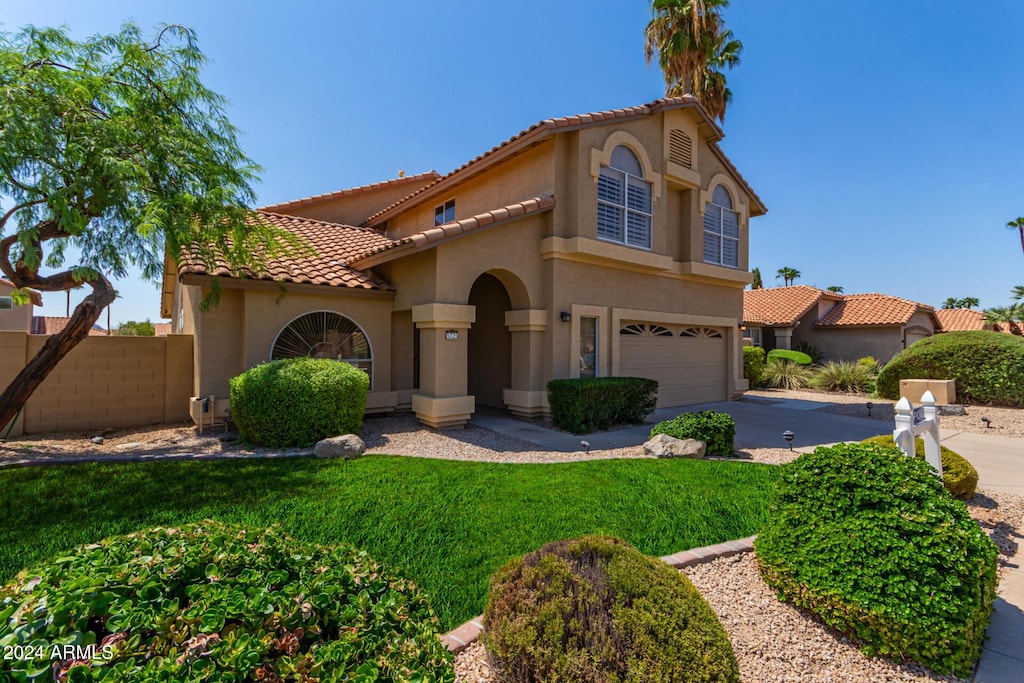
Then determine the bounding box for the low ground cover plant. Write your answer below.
[876,330,1024,406]
[650,410,735,456]
[485,536,738,683]
[0,521,453,681]
[861,435,978,500]
[766,348,812,365]
[756,443,997,677]
[547,377,657,434]
[0,457,780,631]
[230,357,369,447]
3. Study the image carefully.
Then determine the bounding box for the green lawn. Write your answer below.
[0,455,779,630]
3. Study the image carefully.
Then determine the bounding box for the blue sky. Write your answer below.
[2,1,1023,325]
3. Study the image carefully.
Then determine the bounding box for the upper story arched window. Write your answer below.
[597,145,652,250]
[703,184,739,267]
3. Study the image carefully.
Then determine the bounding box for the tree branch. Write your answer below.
[0,198,46,232]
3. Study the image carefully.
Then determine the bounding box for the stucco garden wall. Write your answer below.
[0,331,192,436]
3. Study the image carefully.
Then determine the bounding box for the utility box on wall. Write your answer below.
[899,379,956,405]
[188,396,231,429]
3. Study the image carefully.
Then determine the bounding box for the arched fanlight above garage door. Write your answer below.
[271,311,372,385]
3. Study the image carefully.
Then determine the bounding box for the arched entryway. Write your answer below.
[467,273,512,408]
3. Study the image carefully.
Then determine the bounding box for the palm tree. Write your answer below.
[941,297,959,309]
[775,267,801,286]
[826,286,844,293]
[958,297,980,310]
[1012,285,1024,302]
[1008,217,1024,256]
[985,305,1022,335]
[644,0,742,123]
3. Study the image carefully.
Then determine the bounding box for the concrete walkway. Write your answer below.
[471,398,1024,682]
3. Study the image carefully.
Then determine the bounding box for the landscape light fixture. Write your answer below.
[981,416,991,429]
[866,401,873,417]
[581,440,590,455]
[783,430,794,451]
[560,311,571,323]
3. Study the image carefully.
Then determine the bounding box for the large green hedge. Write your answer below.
[230,357,369,447]
[484,536,738,683]
[861,435,978,500]
[547,377,657,434]
[876,331,1024,406]
[0,521,453,682]
[756,443,997,677]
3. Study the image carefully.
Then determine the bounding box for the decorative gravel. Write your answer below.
[453,489,1023,683]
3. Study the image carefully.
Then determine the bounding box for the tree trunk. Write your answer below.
[1019,226,1024,257]
[0,275,117,433]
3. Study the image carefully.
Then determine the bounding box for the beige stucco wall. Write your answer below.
[798,326,905,364]
[276,179,435,227]
[184,279,396,411]
[0,332,192,436]
[384,142,555,240]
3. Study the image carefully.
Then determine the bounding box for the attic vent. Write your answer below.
[669,130,693,168]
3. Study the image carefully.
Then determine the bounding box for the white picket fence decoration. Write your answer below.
[893,390,942,477]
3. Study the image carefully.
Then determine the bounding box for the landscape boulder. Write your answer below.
[314,434,366,460]
[643,434,706,458]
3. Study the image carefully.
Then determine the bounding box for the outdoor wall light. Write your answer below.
[783,430,794,451]
[444,330,459,341]
[560,311,571,323]
[866,401,874,417]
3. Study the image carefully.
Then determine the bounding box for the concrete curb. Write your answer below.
[0,450,313,469]
[438,535,757,654]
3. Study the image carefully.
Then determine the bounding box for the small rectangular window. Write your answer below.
[579,316,598,379]
[0,297,12,310]
[434,199,455,225]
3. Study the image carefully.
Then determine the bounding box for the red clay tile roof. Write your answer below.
[743,286,841,326]
[178,211,394,291]
[32,316,107,336]
[934,308,987,332]
[258,171,441,213]
[361,96,766,227]
[350,196,555,267]
[814,294,934,327]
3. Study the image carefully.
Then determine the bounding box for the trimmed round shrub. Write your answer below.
[743,345,765,385]
[484,536,738,683]
[0,521,453,681]
[756,443,997,677]
[876,330,1024,406]
[230,357,369,447]
[766,348,813,365]
[650,410,735,457]
[861,434,978,500]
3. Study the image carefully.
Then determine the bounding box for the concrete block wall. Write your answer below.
[0,332,193,436]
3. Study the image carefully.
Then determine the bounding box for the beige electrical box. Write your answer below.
[188,396,232,429]
[899,379,956,405]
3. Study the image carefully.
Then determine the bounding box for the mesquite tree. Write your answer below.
[0,24,302,430]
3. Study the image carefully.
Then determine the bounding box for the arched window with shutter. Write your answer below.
[597,146,652,249]
[703,185,739,267]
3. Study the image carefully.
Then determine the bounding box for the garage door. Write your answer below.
[618,322,728,407]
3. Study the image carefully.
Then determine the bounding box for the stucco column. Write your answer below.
[503,309,548,418]
[411,303,476,429]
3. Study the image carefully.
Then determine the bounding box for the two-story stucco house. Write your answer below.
[162,96,766,428]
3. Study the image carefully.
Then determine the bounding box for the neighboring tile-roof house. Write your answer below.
[0,279,43,306]
[178,211,394,291]
[743,286,842,326]
[361,96,766,228]
[350,196,555,268]
[31,316,107,336]
[154,322,172,336]
[815,293,935,327]
[934,308,987,332]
